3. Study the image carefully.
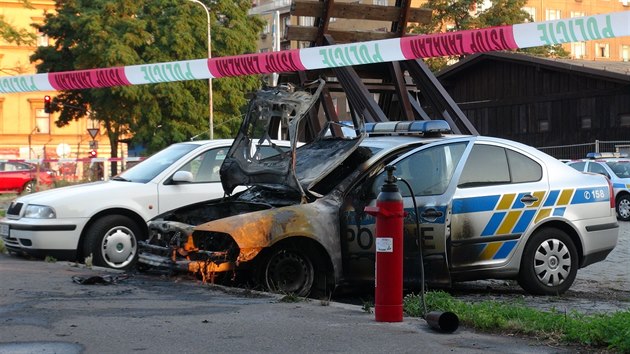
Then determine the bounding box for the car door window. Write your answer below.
[506,149,542,183]
[568,161,586,172]
[179,148,228,183]
[588,162,609,178]
[458,144,542,188]
[458,145,510,188]
[373,142,467,197]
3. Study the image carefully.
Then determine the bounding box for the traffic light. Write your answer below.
[44,95,51,113]
[89,149,97,158]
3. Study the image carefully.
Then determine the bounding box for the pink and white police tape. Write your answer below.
[1,11,628,94]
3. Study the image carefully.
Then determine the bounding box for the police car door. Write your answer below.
[340,140,469,287]
[450,141,547,272]
[393,140,470,287]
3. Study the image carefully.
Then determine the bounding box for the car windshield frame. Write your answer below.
[116,143,200,183]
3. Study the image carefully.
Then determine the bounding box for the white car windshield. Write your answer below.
[115,143,199,183]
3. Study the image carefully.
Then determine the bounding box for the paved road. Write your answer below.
[0,254,578,354]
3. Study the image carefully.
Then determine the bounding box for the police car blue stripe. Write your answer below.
[452,195,500,214]
[570,187,610,204]
[481,212,505,236]
[553,207,566,216]
[613,183,626,188]
[512,209,536,233]
[543,190,560,207]
[494,240,517,259]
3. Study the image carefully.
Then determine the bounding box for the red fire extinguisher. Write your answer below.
[365,165,406,322]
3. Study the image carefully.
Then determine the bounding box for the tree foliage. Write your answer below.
[31,0,264,170]
[410,0,568,71]
[0,0,36,47]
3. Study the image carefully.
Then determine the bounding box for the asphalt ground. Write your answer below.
[0,253,579,354]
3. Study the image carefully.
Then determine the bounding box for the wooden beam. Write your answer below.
[291,0,431,24]
[391,0,411,36]
[286,25,398,42]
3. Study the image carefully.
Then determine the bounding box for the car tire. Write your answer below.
[518,227,578,295]
[616,194,630,221]
[83,215,141,270]
[260,248,314,297]
[21,181,35,194]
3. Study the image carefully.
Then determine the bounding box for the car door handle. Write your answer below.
[421,209,443,218]
[520,195,539,203]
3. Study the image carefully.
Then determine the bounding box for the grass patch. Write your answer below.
[0,210,5,217]
[0,239,5,254]
[404,291,630,352]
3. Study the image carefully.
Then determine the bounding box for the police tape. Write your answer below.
[1,11,628,94]
[1,157,145,164]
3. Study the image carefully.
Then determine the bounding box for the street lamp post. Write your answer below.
[188,0,213,139]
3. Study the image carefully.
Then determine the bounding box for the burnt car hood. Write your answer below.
[220,80,365,197]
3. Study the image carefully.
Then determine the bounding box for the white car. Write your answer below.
[0,139,289,270]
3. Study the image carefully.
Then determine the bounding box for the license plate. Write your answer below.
[0,224,9,237]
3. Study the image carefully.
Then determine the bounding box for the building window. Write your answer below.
[622,45,629,62]
[263,21,270,34]
[539,120,550,132]
[299,16,314,26]
[259,48,269,53]
[620,114,630,127]
[373,0,387,5]
[523,7,536,22]
[596,43,610,58]
[581,116,592,129]
[37,31,49,47]
[35,109,50,134]
[571,42,586,59]
[570,11,585,18]
[545,9,561,21]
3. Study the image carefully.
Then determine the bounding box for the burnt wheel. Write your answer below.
[83,215,142,270]
[518,228,578,295]
[262,248,314,297]
[616,194,630,221]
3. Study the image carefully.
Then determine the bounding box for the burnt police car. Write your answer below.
[138,83,618,297]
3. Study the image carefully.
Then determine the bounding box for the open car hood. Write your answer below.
[220,79,365,198]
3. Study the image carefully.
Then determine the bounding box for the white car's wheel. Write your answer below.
[83,215,141,270]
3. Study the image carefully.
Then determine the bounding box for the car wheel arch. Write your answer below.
[78,208,148,261]
[525,219,584,267]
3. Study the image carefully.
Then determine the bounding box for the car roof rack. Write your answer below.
[364,120,452,136]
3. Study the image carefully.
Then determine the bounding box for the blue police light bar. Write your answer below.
[586,152,629,159]
[364,120,451,135]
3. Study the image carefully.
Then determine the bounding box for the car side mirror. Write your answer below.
[172,171,194,183]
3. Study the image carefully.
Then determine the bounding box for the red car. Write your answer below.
[0,161,56,194]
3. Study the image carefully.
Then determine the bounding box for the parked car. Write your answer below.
[0,161,56,194]
[0,139,290,270]
[567,153,630,221]
[137,84,618,296]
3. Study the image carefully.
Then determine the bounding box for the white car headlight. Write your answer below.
[24,205,56,219]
